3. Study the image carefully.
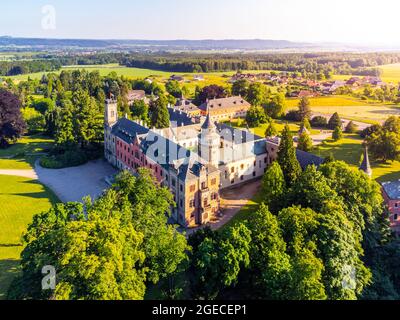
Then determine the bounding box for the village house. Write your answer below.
[172,98,202,118]
[198,96,252,121]
[169,75,185,82]
[126,90,148,105]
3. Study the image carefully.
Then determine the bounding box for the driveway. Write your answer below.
[34,159,117,202]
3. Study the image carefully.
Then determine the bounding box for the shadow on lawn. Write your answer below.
[0,259,20,300]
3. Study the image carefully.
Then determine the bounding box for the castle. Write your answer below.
[104,98,323,228]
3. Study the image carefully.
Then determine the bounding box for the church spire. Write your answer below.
[359,145,372,177]
[201,104,215,130]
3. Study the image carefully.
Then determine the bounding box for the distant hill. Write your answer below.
[0,36,313,51]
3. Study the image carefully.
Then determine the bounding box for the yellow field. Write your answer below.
[287,96,400,123]
[376,63,400,84]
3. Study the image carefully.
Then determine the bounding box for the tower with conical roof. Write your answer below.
[359,145,372,177]
[199,106,220,167]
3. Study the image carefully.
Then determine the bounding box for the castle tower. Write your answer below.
[199,107,220,167]
[359,145,372,177]
[104,98,118,166]
[105,98,118,127]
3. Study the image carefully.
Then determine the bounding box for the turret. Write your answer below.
[359,145,372,177]
[105,98,118,127]
[199,106,220,167]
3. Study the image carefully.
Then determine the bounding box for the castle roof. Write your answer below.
[295,149,324,170]
[382,180,400,200]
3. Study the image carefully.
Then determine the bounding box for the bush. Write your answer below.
[285,110,301,121]
[310,116,327,128]
[332,126,343,141]
[40,149,88,169]
[345,121,359,133]
[360,124,381,138]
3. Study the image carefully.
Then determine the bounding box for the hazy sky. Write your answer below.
[2,0,400,45]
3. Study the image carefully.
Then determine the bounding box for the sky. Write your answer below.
[2,0,400,45]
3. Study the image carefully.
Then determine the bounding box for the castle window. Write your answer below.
[240,164,244,170]
[189,199,195,208]
[231,167,235,173]
[211,178,217,185]
[180,184,183,192]
[179,199,183,208]
[395,214,398,221]
[231,179,235,184]
[253,171,256,177]
[264,157,267,164]
[172,179,176,187]
[253,161,256,167]
[225,171,228,179]
[201,182,206,189]
[240,175,244,181]
[190,184,195,192]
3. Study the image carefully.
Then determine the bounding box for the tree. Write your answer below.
[131,100,149,125]
[0,89,26,148]
[245,204,292,299]
[165,80,182,98]
[194,85,226,104]
[265,121,278,137]
[112,169,189,285]
[298,96,311,121]
[345,121,358,133]
[188,224,251,299]
[297,131,313,152]
[10,191,147,300]
[265,93,286,118]
[232,79,249,97]
[150,95,170,129]
[21,107,45,134]
[328,112,342,130]
[245,106,267,127]
[278,206,327,300]
[261,161,286,213]
[246,83,268,106]
[301,117,311,130]
[332,126,343,141]
[277,124,302,186]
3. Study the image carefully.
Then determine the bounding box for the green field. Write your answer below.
[313,134,400,182]
[0,175,59,300]
[0,135,53,169]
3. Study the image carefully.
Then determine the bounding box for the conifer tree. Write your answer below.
[277,124,302,186]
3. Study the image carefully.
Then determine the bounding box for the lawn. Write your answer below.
[0,175,59,300]
[312,133,400,182]
[0,135,53,169]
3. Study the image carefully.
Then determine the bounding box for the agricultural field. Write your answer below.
[0,175,59,300]
[287,95,400,123]
[227,118,320,138]
[374,63,400,84]
[0,135,53,169]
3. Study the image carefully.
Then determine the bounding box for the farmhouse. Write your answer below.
[198,96,251,121]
